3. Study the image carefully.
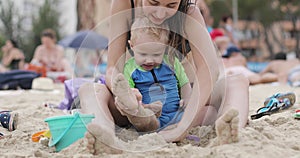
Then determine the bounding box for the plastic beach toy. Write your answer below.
[44,113,94,151]
[294,109,300,119]
[32,130,51,142]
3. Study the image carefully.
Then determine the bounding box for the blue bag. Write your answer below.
[0,70,40,90]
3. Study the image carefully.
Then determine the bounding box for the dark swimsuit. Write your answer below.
[9,59,21,70]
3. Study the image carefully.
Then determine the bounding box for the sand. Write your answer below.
[1,83,300,157]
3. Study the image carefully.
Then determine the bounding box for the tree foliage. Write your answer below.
[0,0,25,47]
[206,0,300,58]
[0,0,62,62]
[28,0,61,61]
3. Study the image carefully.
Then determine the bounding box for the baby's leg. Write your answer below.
[113,74,161,132]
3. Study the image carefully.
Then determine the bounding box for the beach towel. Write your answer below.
[0,70,40,90]
[57,76,105,110]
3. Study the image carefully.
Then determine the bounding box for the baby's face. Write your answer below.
[132,34,166,71]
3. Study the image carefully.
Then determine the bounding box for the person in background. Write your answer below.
[260,52,300,84]
[222,46,278,85]
[220,15,239,47]
[31,29,65,71]
[0,39,25,72]
[30,29,72,78]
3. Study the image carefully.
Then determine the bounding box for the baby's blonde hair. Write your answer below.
[130,17,169,45]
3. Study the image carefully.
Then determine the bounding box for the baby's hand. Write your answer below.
[131,88,142,102]
[179,99,184,108]
[143,101,162,117]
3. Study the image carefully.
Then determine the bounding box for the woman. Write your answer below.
[80,0,249,154]
[1,39,25,71]
[30,28,72,79]
[31,29,72,72]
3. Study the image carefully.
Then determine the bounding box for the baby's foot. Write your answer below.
[85,124,123,155]
[215,109,239,145]
[112,74,139,113]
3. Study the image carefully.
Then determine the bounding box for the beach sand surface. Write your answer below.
[1,83,300,157]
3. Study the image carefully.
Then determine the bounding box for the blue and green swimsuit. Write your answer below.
[124,56,189,128]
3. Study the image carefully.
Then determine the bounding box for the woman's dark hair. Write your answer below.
[167,0,195,65]
[9,39,18,48]
[274,52,287,60]
[222,15,232,23]
[41,28,57,42]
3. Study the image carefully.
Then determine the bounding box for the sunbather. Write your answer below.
[222,46,278,85]
[259,52,300,84]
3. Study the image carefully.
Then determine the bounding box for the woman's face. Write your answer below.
[5,40,13,49]
[41,36,55,47]
[142,0,181,25]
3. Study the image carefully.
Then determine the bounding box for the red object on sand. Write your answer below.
[210,29,224,41]
[27,64,47,77]
[55,76,67,83]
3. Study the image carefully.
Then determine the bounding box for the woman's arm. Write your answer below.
[2,49,23,66]
[180,83,192,106]
[185,6,219,83]
[31,46,42,64]
[106,0,132,90]
[52,46,65,71]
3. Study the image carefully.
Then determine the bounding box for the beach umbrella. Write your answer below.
[58,30,108,50]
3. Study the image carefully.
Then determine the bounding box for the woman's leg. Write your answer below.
[213,74,249,145]
[79,82,127,154]
[158,73,249,143]
[217,74,249,127]
[188,73,249,127]
[190,74,249,145]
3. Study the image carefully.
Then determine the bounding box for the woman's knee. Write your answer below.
[219,73,249,86]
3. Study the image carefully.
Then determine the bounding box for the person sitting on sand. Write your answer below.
[79,0,249,155]
[0,39,25,72]
[259,52,300,84]
[30,29,72,78]
[112,17,191,132]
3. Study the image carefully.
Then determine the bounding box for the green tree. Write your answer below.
[206,0,300,59]
[26,0,62,61]
[278,0,300,58]
[0,0,62,62]
[0,0,25,53]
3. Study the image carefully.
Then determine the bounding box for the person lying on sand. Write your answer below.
[222,46,278,85]
[259,52,300,84]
